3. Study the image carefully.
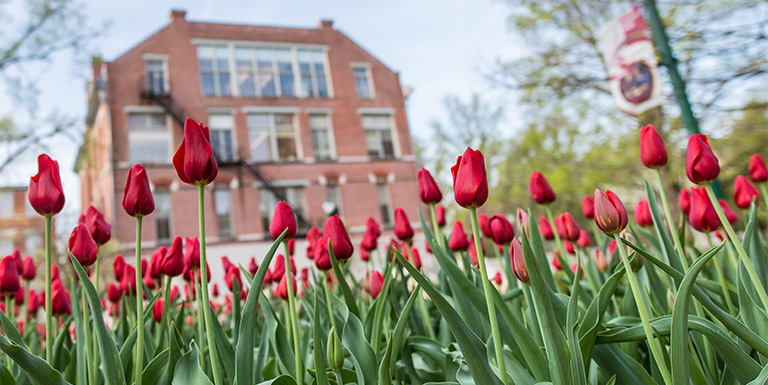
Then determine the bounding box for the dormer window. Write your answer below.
[352,63,374,99]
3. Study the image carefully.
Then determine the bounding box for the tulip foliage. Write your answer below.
[3,126,768,385]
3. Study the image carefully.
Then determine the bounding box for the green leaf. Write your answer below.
[70,283,87,385]
[341,310,377,385]
[210,303,235,382]
[644,179,684,273]
[234,230,285,385]
[0,308,26,349]
[379,332,394,385]
[390,286,421,374]
[69,252,126,385]
[0,334,69,385]
[255,374,298,384]
[312,291,330,385]
[172,341,213,385]
[523,210,557,290]
[142,348,170,385]
[577,265,625,367]
[747,364,768,385]
[370,258,395,359]
[259,295,295,375]
[566,258,586,385]
[327,239,361,317]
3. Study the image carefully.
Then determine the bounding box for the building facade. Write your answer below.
[0,187,47,258]
[77,10,421,268]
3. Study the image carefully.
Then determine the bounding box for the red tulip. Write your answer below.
[478,213,492,238]
[394,208,414,241]
[21,256,36,281]
[468,237,483,267]
[360,248,370,262]
[225,266,242,292]
[451,147,488,208]
[27,289,40,317]
[370,271,384,299]
[107,282,122,303]
[366,217,381,238]
[83,205,111,245]
[248,257,258,275]
[68,224,98,268]
[448,221,469,252]
[686,134,720,184]
[593,189,628,235]
[287,239,295,256]
[274,272,297,301]
[418,167,442,204]
[306,227,321,259]
[113,254,126,281]
[489,215,514,245]
[734,175,759,209]
[121,265,137,295]
[184,237,200,269]
[435,204,446,227]
[212,283,219,297]
[0,256,21,295]
[571,263,584,278]
[688,187,720,233]
[516,209,530,237]
[552,250,563,271]
[749,154,768,183]
[10,250,22,274]
[323,215,354,261]
[554,212,580,241]
[634,199,653,227]
[173,118,218,185]
[143,274,156,290]
[122,164,155,217]
[576,230,590,248]
[639,124,668,168]
[361,225,378,251]
[579,195,594,220]
[149,247,165,280]
[594,249,609,272]
[221,256,233,277]
[50,280,71,316]
[538,216,555,240]
[27,154,65,216]
[314,243,332,271]
[160,237,184,277]
[300,268,309,283]
[271,255,296,282]
[564,241,575,254]
[678,188,691,215]
[269,201,297,240]
[718,199,739,225]
[528,172,556,205]
[152,298,164,323]
[608,240,618,258]
[507,238,528,284]
[409,247,422,270]
[493,272,502,285]
[50,265,60,282]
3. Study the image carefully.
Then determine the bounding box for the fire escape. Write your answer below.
[140,75,311,233]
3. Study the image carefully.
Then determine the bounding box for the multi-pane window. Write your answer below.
[145,60,166,95]
[354,66,373,98]
[247,113,298,162]
[0,192,13,217]
[255,48,277,97]
[259,187,304,233]
[310,114,333,160]
[235,47,256,97]
[128,113,169,164]
[275,49,295,97]
[198,45,232,96]
[155,187,172,243]
[326,179,341,216]
[376,179,392,226]
[297,49,329,98]
[362,115,395,159]
[215,187,233,239]
[208,113,236,162]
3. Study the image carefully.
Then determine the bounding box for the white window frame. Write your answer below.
[360,112,398,160]
[243,107,303,162]
[214,186,234,239]
[207,108,238,162]
[307,109,337,161]
[351,62,375,99]
[124,106,173,164]
[153,185,173,244]
[142,54,170,94]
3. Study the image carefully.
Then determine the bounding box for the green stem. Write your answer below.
[655,169,690,270]
[135,216,144,385]
[416,287,435,339]
[198,185,223,385]
[91,248,100,382]
[283,241,303,384]
[44,215,53,363]
[705,183,768,313]
[324,278,336,331]
[469,207,507,385]
[5,296,11,371]
[758,183,768,214]
[158,275,172,346]
[195,278,205,366]
[613,233,672,385]
[428,203,444,249]
[335,369,345,385]
[22,282,28,324]
[706,234,736,316]
[82,287,95,385]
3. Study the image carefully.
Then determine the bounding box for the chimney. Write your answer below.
[91,56,103,80]
[170,9,187,22]
[317,19,334,30]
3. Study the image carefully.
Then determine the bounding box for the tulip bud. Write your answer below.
[152,298,164,323]
[554,212,581,241]
[594,249,609,272]
[528,171,556,205]
[269,201,297,240]
[160,237,184,277]
[143,274,156,290]
[451,147,489,208]
[478,214,492,238]
[121,265,137,295]
[122,164,155,217]
[51,264,60,282]
[274,272,297,300]
[173,118,218,185]
[564,241,575,254]
[248,257,258,276]
[107,282,122,303]
[149,247,165,280]
[509,238,529,284]
[0,256,21,295]
[306,227,322,259]
[370,271,384,299]
[21,256,36,281]
[448,221,469,252]
[50,280,71,316]
[435,204,446,227]
[361,225,378,251]
[576,230,590,248]
[418,167,443,204]
[686,134,720,184]
[718,199,739,225]
[489,215,514,245]
[68,224,98,268]
[366,217,381,238]
[27,154,65,216]
[688,187,720,233]
[678,188,691,215]
[749,154,768,183]
[409,247,422,270]
[634,199,653,227]
[734,175,759,209]
[468,237,482,267]
[538,216,554,240]
[84,205,111,245]
[629,251,644,272]
[314,243,332,271]
[593,189,628,235]
[639,124,668,168]
[323,215,354,261]
[10,250,22,274]
[184,237,200,269]
[113,254,126,281]
[581,195,594,219]
[327,327,344,372]
[394,208,414,241]
[493,272,502,285]
[225,266,242,292]
[271,254,296,283]
[516,208,529,237]
[571,263,584,278]
[552,250,563,271]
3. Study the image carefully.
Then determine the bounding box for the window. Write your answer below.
[215,187,233,239]
[198,45,232,96]
[297,49,329,98]
[310,114,333,160]
[362,115,395,159]
[0,192,13,217]
[235,47,256,97]
[255,48,277,97]
[247,113,298,162]
[326,178,341,216]
[145,59,167,95]
[128,113,169,164]
[353,66,373,99]
[376,179,392,226]
[275,49,295,97]
[155,187,172,243]
[259,187,305,233]
[208,113,236,162]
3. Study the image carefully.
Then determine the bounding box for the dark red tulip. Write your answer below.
[248,257,258,275]
[271,255,296,282]
[361,225,378,251]
[269,201,297,240]
[478,213,492,238]
[418,167,443,204]
[50,264,60,282]
[370,271,384,299]
[409,247,422,270]
[173,118,218,185]
[734,175,759,209]
[0,256,21,294]
[435,205,446,227]
[639,124,668,168]
[11,250,22,274]
[554,212,580,241]
[564,241,575,254]
[394,208,414,241]
[27,154,65,216]
[539,216,555,240]
[314,243,332,271]
[678,188,691,214]
[121,265,137,295]
[27,289,40,317]
[323,215,354,260]
[68,224,98,268]
[221,256,233,277]
[225,266,242,292]
[122,164,155,217]
[212,283,219,297]
[686,134,720,184]
[50,280,71,316]
[448,221,469,252]
[493,272,502,285]
[306,227,321,259]
[528,172,556,205]
[594,249,609,272]
[184,237,200,269]
[552,250,563,271]
[468,237,483,267]
[509,238,528,284]
[143,274,156,290]
[516,209,529,237]
[366,217,381,238]
[84,205,111,245]
[288,239,295,256]
[274,272,297,301]
[489,215,514,245]
[749,154,768,183]
[451,147,489,208]
[149,247,165,280]
[593,189,628,235]
[160,237,184,277]
[718,199,739,225]
[21,256,36,281]
[113,254,126,281]
[634,199,653,227]
[582,195,594,219]
[688,187,720,233]
[300,268,309,283]
[152,298,164,323]
[107,282,122,303]
[360,248,370,262]
[576,230,590,248]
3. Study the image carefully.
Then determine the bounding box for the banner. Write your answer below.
[597,7,664,115]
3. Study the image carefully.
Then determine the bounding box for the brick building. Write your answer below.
[0,186,47,258]
[77,10,422,274]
